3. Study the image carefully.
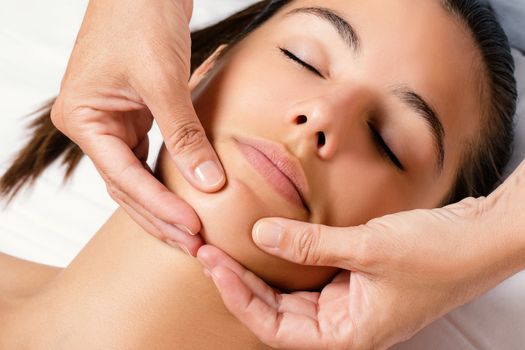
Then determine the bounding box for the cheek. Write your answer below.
[317,155,415,226]
[200,181,339,291]
[192,49,303,138]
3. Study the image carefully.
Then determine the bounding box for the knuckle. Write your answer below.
[292,224,322,265]
[50,94,84,137]
[106,184,122,203]
[50,97,65,130]
[104,165,131,195]
[165,120,206,156]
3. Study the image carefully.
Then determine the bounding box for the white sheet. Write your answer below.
[0,1,524,349]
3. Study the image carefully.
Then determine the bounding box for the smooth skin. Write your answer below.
[55,0,525,349]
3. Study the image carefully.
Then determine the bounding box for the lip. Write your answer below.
[234,136,309,210]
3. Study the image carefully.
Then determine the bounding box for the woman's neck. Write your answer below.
[13,208,266,349]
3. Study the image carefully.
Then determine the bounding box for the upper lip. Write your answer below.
[234,136,310,210]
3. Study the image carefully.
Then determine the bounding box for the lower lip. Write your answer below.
[235,141,304,208]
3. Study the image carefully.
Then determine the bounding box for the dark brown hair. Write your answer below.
[441,0,517,203]
[0,0,517,206]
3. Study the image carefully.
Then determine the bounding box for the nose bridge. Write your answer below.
[305,85,369,131]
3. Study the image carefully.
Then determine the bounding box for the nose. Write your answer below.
[287,88,373,160]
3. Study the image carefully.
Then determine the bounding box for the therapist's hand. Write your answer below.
[199,161,525,350]
[51,0,225,255]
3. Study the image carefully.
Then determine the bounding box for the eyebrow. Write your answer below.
[285,7,361,52]
[393,87,446,172]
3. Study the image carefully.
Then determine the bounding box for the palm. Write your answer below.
[198,247,355,350]
[309,271,353,344]
[69,104,151,182]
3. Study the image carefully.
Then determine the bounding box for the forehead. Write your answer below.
[258,0,484,175]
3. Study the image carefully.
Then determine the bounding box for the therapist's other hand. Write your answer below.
[51,0,225,255]
[199,161,525,349]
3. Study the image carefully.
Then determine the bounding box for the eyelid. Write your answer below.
[368,123,405,171]
[279,47,325,78]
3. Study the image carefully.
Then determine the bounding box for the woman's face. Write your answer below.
[159,0,483,290]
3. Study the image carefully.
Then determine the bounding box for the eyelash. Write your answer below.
[368,123,404,171]
[280,47,403,171]
[279,47,324,78]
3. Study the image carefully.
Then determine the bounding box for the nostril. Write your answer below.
[317,132,326,147]
[296,115,308,125]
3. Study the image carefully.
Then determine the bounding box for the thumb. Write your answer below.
[142,77,226,193]
[252,218,372,271]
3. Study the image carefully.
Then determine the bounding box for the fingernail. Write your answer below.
[195,160,224,188]
[175,224,197,236]
[178,243,192,257]
[254,221,283,249]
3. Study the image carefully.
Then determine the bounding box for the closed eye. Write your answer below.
[279,47,324,78]
[368,123,405,171]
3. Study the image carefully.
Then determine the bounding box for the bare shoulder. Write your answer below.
[0,253,61,299]
[0,253,62,347]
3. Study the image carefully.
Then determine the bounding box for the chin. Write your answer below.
[193,178,339,291]
[157,145,339,291]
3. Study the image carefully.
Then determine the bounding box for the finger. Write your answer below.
[252,218,372,271]
[198,245,319,319]
[210,266,331,350]
[278,294,318,320]
[85,134,202,236]
[118,199,204,256]
[290,291,320,304]
[133,135,150,163]
[197,245,280,308]
[133,135,156,173]
[141,78,226,193]
[332,270,351,283]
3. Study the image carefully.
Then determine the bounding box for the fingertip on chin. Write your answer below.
[196,244,211,258]
[196,244,218,264]
[198,244,227,259]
